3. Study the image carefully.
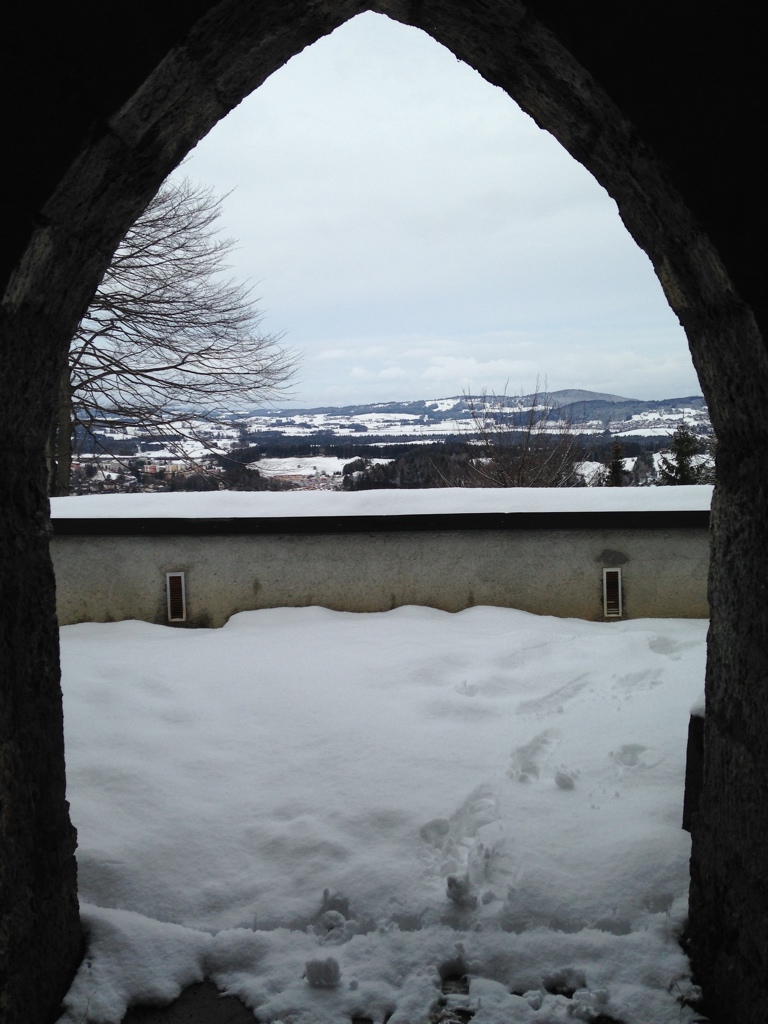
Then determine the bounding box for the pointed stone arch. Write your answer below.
[2,3,766,1021]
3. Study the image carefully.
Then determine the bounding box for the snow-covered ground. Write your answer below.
[242,410,470,439]
[58,606,706,1024]
[253,456,391,479]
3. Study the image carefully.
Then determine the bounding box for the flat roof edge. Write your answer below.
[51,509,711,536]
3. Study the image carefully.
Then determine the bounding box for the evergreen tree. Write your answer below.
[606,441,625,486]
[658,423,705,484]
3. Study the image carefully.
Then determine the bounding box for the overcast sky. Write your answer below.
[178,11,700,409]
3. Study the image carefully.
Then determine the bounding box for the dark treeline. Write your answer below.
[339,437,668,491]
[228,439,469,462]
[70,430,701,495]
[78,428,676,464]
[237,434,667,461]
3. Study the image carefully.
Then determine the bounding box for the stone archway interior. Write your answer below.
[3,4,767,1023]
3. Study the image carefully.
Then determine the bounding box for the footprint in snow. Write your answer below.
[610,743,664,770]
[554,764,579,790]
[420,784,506,907]
[508,729,560,783]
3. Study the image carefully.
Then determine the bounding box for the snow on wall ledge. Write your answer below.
[50,485,713,520]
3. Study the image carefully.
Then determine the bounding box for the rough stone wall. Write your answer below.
[687,458,768,1020]
[1,2,767,1020]
[0,309,82,1022]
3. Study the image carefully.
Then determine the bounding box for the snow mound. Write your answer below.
[58,606,706,1023]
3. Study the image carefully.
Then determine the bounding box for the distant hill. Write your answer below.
[78,389,712,470]
[539,389,633,405]
[546,393,708,425]
[246,391,708,428]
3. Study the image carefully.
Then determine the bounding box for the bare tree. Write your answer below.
[49,177,296,495]
[465,381,587,487]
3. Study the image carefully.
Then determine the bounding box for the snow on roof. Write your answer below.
[50,485,713,520]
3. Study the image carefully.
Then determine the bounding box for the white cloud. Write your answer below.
[178,11,700,408]
[314,348,352,361]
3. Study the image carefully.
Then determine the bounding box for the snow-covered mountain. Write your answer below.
[78,391,711,470]
[234,390,711,441]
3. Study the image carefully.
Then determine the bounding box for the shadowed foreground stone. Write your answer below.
[123,981,254,1024]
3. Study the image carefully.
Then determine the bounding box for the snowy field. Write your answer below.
[253,456,391,479]
[58,606,706,1024]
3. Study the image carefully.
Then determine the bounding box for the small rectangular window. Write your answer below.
[603,567,622,618]
[166,572,186,622]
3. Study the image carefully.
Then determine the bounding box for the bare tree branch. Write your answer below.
[50,177,297,495]
[464,379,587,487]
